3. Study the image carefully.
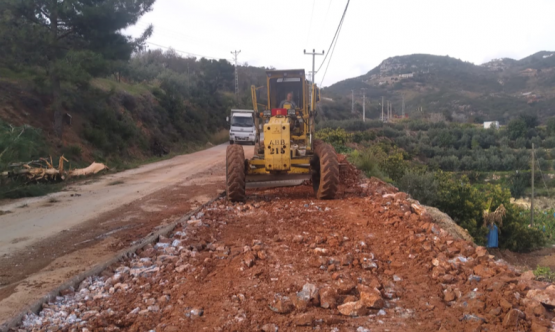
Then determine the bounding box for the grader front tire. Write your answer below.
[226,144,246,202]
[311,143,339,200]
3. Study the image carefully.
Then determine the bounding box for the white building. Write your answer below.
[484,121,500,129]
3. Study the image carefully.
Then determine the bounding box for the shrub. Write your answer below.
[62,144,83,160]
[538,157,550,171]
[438,155,460,171]
[398,171,438,205]
[382,127,402,138]
[542,137,555,148]
[380,151,407,182]
[507,119,527,140]
[533,266,555,282]
[316,128,351,145]
[352,131,376,143]
[0,121,49,169]
[348,149,387,180]
[408,120,429,131]
[509,171,528,198]
[514,137,527,149]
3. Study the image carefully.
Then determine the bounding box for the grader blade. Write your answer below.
[245,173,311,189]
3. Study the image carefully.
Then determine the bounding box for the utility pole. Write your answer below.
[231,50,241,99]
[351,90,355,114]
[402,95,405,117]
[304,49,324,108]
[531,143,535,226]
[361,88,366,122]
[381,96,384,122]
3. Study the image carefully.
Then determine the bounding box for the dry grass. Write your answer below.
[209,129,230,145]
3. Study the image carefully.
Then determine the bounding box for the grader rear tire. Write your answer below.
[311,143,339,199]
[226,144,246,202]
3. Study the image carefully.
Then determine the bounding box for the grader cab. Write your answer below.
[225,69,339,202]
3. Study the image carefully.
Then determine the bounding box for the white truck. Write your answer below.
[228,109,256,145]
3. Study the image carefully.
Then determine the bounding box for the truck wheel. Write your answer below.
[226,144,246,202]
[311,143,338,199]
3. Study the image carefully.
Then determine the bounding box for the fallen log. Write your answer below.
[1,157,108,181]
[68,162,109,177]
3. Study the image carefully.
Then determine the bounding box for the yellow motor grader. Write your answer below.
[226,69,338,202]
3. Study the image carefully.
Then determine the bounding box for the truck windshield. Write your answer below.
[231,116,254,127]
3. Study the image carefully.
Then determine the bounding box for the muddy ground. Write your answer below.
[15,161,555,332]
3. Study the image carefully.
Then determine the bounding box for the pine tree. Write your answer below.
[0,0,155,138]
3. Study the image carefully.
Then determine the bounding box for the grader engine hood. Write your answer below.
[264,117,291,171]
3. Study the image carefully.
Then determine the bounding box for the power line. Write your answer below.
[319,8,346,86]
[305,0,316,47]
[145,42,222,60]
[533,149,549,191]
[316,0,350,74]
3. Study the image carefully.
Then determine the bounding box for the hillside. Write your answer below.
[0,51,267,172]
[322,51,555,124]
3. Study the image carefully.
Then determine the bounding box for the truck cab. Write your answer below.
[229,109,256,145]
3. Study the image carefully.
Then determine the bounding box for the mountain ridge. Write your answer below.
[322,51,555,124]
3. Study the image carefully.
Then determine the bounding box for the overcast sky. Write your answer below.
[125,0,555,87]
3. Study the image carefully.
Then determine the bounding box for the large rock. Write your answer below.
[499,298,512,312]
[334,279,356,295]
[294,283,319,310]
[473,264,496,278]
[475,246,487,257]
[244,252,256,268]
[269,296,294,314]
[337,301,368,317]
[526,289,555,307]
[319,287,337,309]
[358,285,384,309]
[443,290,455,302]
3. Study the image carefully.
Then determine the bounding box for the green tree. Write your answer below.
[519,114,539,128]
[507,119,527,140]
[1,0,154,138]
[547,117,555,137]
[380,151,407,182]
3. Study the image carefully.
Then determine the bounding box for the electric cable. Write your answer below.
[316,0,350,73]
[319,3,348,86]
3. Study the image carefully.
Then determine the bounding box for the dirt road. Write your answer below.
[0,144,253,324]
[14,161,555,332]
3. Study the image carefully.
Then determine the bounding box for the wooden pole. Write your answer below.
[531,143,534,226]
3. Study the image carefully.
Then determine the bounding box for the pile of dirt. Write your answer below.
[420,205,475,244]
[15,167,555,331]
[338,154,361,189]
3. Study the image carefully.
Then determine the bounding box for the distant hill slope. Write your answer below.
[322,51,555,124]
[0,51,268,169]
